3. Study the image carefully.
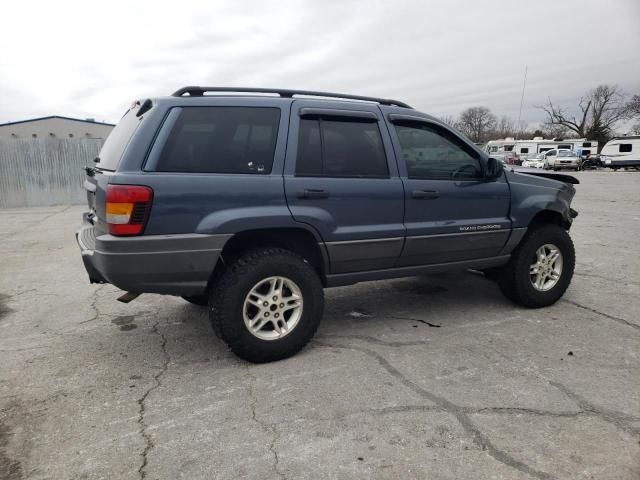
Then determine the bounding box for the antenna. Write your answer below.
[516,65,528,140]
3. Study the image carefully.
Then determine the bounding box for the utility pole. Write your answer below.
[516,65,528,140]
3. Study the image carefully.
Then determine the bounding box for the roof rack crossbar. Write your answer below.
[171,86,411,109]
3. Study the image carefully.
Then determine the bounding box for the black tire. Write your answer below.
[182,295,208,306]
[209,248,324,363]
[497,224,575,308]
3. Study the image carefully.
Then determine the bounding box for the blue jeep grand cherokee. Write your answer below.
[77,87,578,362]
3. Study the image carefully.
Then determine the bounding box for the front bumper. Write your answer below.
[76,218,231,295]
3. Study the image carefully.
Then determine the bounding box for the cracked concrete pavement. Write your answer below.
[0,171,638,479]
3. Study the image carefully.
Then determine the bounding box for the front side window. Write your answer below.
[296,117,388,178]
[155,107,280,173]
[394,122,482,180]
[619,144,632,153]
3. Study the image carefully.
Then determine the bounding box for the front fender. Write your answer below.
[506,171,576,228]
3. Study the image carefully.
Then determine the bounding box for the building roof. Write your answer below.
[0,115,115,127]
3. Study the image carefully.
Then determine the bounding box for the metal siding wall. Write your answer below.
[0,139,103,208]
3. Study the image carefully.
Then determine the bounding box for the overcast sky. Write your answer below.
[1,0,639,127]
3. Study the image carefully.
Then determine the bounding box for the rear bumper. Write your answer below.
[76,219,231,295]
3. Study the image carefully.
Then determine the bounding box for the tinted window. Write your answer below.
[520,147,529,153]
[583,142,592,147]
[504,145,514,151]
[394,122,482,179]
[558,144,571,150]
[156,107,280,173]
[97,109,141,171]
[619,144,632,153]
[296,118,388,178]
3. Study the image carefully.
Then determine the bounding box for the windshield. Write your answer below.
[558,150,574,157]
[95,109,141,171]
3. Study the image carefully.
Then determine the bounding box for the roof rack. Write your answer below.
[171,86,412,109]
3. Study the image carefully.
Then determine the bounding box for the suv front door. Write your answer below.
[284,100,404,273]
[387,115,511,266]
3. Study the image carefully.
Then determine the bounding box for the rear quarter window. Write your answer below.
[96,109,141,171]
[154,107,280,174]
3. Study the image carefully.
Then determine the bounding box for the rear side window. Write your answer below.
[155,107,280,173]
[96,109,141,171]
[619,144,632,153]
[296,118,388,178]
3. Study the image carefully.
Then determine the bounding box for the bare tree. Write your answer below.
[494,116,516,138]
[457,106,497,143]
[539,123,571,139]
[626,94,640,118]
[438,115,458,129]
[539,84,630,146]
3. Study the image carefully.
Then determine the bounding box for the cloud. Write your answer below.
[1,0,639,127]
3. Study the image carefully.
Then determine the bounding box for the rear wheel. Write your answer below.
[209,248,324,363]
[497,224,575,308]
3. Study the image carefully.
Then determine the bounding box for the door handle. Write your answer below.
[412,189,439,199]
[298,189,329,199]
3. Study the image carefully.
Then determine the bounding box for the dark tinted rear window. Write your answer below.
[96,109,141,171]
[296,118,388,178]
[156,107,280,173]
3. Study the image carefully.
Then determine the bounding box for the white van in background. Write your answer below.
[600,137,640,170]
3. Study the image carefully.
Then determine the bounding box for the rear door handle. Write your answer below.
[412,190,439,199]
[298,189,329,199]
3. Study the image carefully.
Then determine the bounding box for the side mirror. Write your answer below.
[486,157,503,179]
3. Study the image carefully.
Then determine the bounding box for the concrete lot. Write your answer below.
[0,171,638,480]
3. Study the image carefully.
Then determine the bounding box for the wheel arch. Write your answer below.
[209,227,329,288]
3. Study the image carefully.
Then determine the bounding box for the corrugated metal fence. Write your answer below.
[0,139,103,208]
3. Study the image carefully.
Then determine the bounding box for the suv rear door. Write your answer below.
[284,100,404,273]
[386,114,511,266]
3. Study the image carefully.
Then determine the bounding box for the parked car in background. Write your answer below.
[521,153,545,168]
[600,136,640,170]
[543,149,580,171]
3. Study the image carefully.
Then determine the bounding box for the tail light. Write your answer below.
[106,184,153,236]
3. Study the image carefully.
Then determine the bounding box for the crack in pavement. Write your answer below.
[246,367,286,480]
[78,285,109,324]
[391,316,442,327]
[137,321,170,479]
[562,299,640,331]
[549,382,640,436]
[314,341,555,480]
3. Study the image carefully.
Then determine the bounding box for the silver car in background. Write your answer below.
[544,149,581,171]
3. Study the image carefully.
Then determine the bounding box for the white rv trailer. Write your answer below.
[485,138,598,160]
[600,136,640,169]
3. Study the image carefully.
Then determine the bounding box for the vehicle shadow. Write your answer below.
[135,270,518,364]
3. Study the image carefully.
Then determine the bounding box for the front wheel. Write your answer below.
[497,225,575,308]
[209,248,324,363]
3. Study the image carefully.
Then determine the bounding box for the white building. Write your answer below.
[0,116,114,140]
